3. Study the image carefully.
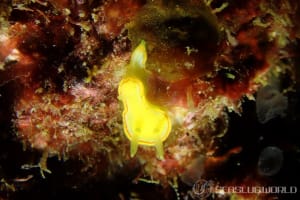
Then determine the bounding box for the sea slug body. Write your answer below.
[118,41,172,160]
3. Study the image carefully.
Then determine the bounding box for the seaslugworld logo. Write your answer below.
[191,179,215,199]
[191,179,297,199]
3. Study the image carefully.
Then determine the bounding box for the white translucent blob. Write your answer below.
[256,85,288,124]
[258,146,284,176]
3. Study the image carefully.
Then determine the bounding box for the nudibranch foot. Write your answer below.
[155,141,164,160]
[130,134,139,158]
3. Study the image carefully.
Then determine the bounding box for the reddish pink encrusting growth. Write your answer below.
[94,0,145,40]
[14,59,123,157]
[0,23,37,85]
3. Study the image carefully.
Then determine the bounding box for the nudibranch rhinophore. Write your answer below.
[118,41,172,160]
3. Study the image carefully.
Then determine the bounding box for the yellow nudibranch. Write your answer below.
[118,40,171,160]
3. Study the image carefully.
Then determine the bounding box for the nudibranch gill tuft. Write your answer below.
[118,41,172,160]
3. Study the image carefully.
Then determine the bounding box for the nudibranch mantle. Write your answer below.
[118,41,172,160]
